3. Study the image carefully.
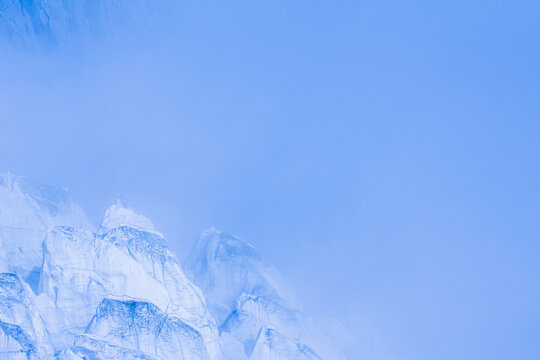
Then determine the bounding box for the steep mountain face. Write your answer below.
[0,174,92,291]
[36,210,221,358]
[250,328,322,360]
[0,273,53,359]
[76,299,210,360]
[0,175,328,359]
[184,229,322,359]
[183,229,286,324]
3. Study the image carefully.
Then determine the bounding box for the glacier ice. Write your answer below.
[0,175,333,359]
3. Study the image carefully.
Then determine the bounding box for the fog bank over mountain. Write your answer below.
[1,2,538,360]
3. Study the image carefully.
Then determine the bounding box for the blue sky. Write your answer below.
[0,1,539,359]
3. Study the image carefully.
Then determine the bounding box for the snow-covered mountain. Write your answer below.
[0,175,331,359]
[0,174,92,292]
[0,273,53,359]
[185,229,329,359]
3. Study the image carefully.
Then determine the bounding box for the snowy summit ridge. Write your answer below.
[98,201,160,235]
[0,175,334,359]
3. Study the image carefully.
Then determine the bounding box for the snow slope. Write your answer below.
[0,176,330,359]
[184,229,324,359]
[0,174,92,292]
[77,298,210,360]
[0,273,53,359]
[36,205,222,358]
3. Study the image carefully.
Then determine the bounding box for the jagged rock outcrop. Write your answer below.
[36,204,221,358]
[0,174,91,291]
[250,327,322,360]
[184,229,322,359]
[0,273,53,359]
[73,298,209,360]
[0,175,332,359]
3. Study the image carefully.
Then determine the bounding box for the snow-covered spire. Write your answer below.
[98,200,159,235]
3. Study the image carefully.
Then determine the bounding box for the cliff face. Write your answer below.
[0,174,92,290]
[0,175,329,359]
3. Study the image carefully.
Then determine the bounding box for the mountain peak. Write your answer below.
[98,201,159,235]
[0,175,332,359]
